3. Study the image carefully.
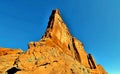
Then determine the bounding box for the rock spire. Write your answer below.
[0,9,107,74]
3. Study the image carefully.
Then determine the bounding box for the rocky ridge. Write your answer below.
[0,9,107,74]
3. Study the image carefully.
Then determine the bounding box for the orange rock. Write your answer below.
[0,48,23,56]
[0,9,107,74]
[88,53,97,69]
[97,64,108,74]
[72,37,90,68]
[0,48,23,73]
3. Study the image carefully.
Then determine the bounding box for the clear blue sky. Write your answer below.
[0,0,120,73]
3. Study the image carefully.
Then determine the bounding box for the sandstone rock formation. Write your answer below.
[0,9,107,74]
[0,48,23,56]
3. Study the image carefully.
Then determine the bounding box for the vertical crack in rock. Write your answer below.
[88,54,97,69]
[72,38,81,62]
[68,44,71,50]
[32,47,38,61]
[13,57,19,67]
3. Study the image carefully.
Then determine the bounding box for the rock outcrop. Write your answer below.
[0,48,23,74]
[0,9,107,74]
[0,48,22,56]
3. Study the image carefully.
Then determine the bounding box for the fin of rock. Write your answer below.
[26,9,107,74]
[0,9,107,74]
[42,9,92,68]
[28,9,90,68]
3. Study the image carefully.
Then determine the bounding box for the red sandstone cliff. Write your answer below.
[0,9,107,74]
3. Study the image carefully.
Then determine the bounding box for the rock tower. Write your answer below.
[0,9,107,74]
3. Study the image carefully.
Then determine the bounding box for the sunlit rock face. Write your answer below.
[0,9,107,74]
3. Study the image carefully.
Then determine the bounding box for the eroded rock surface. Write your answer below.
[0,9,107,74]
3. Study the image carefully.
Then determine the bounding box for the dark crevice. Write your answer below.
[49,9,60,20]
[53,60,58,62]
[82,68,85,71]
[88,58,93,69]
[33,43,36,47]
[13,54,21,67]
[68,44,71,50]
[48,20,54,29]
[70,69,75,74]
[13,58,19,67]
[4,53,7,55]
[28,43,36,49]
[49,34,52,38]
[7,67,21,74]
[87,54,96,69]
[40,62,50,66]
[72,38,81,62]
[58,18,63,23]
[44,10,55,38]
[79,67,81,70]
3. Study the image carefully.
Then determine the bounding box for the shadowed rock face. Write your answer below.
[0,9,107,74]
